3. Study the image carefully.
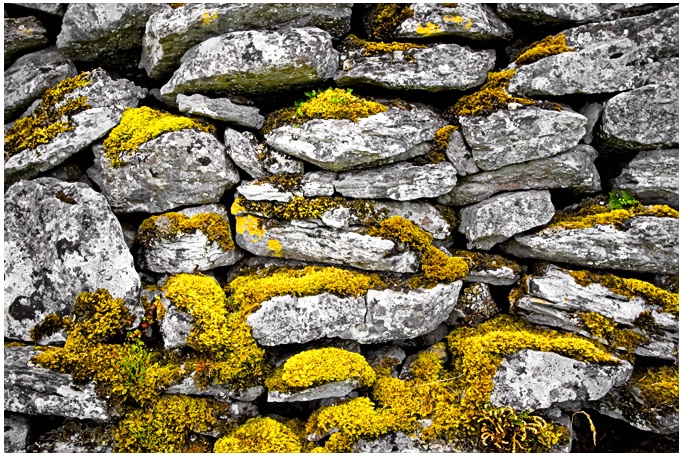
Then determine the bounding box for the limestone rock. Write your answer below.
[459,190,555,250]
[490,349,632,411]
[445,128,479,176]
[57,3,167,62]
[4,413,30,453]
[96,129,240,214]
[579,102,603,144]
[265,103,445,171]
[439,145,601,206]
[4,178,140,343]
[4,346,113,420]
[4,47,78,119]
[335,43,495,92]
[498,3,654,25]
[166,376,264,403]
[160,28,339,102]
[612,149,678,208]
[159,301,191,350]
[178,94,265,130]
[4,16,48,64]
[268,380,358,403]
[141,3,352,79]
[27,421,115,453]
[453,250,523,286]
[598,84,679,150]
[447,283,499,327]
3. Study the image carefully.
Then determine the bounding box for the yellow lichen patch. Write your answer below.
[200,10,218,27]
[138,211,235,251]
[366,3,414,40]
[341,34,426,59]
[547,204,679,231]
[235,214,265,241]
[580,312,617,340]
[168,3,186,8]
[267,239,282,257]
[632,366,679,410]
[449,69,535,117]
[102,106,215,167]
[214,417,303,453]
[515,34,574,66]
[579,312,647,355]
[298,88,388,122]
[233,195,382,223]
[5,71,93,160]
[465,17,473,29]
[444,14,463,24]
[432,125,458,153]
[416,22,441,36]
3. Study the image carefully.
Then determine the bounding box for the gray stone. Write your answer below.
[4,69,146,186]
[445,128,479,176]
[247,281,462,346]
[141,3,352,79]
[491,349,632,411]
[4,413,30,453]
[4,16,48,64]
[166,376,264,403]
[44,162,90,185]
[95,130,240,214]
[266,103,445,171]
[579,102,603,144]
[438,145,601,206]
[159,302,191,350]
[598,84,679,150]
[447,283,499,327]
[224,130,303,180]
[336,42,495,92]
[612,149,678,208]
[4,47,78,119]
[498,3,653,24]
[178,94,265,130]
[459,190,555,250]
[160,27,339,102]
[4,346,113,420]
[4,178,140,343]
[57,3,167,62]
[502,213,678,275]
[27,421,114,453]
[302,171,337,197]
[268,380,358,403]
[14,3,67,16]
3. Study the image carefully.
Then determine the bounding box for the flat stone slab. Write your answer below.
[612,149,678,208]
[268,380,358,403]
[4,16,48,64]
[498,3,654,24]
[178,93,265,130]
[166,375,264,403]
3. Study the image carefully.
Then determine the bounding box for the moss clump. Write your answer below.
[433,125,458,152]
[547,203,678,231]
[632,366,679,411]
[214,417,303,453]
[478,405,567,453]
[341,34,426,61]
[515,34,574,66]
[102,107,215,167]
[579,312,647,355]
[448,70,536,117]
[366,3,414,40]
[5,71,93,160]
[138,211,235,251]
[451,250,522,276]
[252,173,303,192]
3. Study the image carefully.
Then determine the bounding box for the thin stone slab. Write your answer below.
[166,375,264,403]
[224,129,303,180]
[268,380,358,403]
[178,93,265,130]
[498,3,655,25]
[4,16,48,64]
[612,149,679,208]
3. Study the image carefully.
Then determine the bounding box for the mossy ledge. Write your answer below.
[341,34,426,61]
[447,70,538,117]
[515,34,574,66]
[138,211,235,251]
[547,202,678,231]
[214,417,303,453]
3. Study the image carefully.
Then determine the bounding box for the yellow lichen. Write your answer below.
[267,239,282,256]
[548,203,679,231]
[341,34,426,60]
[138,211,235,251]
[366,3,414,40]
[515,34,574,66]
[214,417,303,453]
[235,214,265,241]
[579,312,647,355]
[416,22,441,36]
[432,125,458,153]
[449,69,535,117]
[200,10,218,27]
[632,366,678,411]
[478,405,567,453]
[168,3,186,8]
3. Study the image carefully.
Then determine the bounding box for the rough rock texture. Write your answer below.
[447,283,499,327]
[4,178,140,343]
[224,129,303,180]
[354,431,465,453]
[138,204,243,273]
[4,47,78,119]
[4,16,48,64]
[458,252,523,286]
[498,3,653,24]
[335,43,495,92]
[141,3,352,79]
[26,421,115,453]
[459,106,587,171]
[4,346,113,420]
[509,7,679,96]
[158,301,191,350]
[579,102,603,144]
[96,130,240,213]
[165,376,264,403]
[490,349,632,411]
[612,149,678,208]
[458,190,555,250]
[14,3,67,16]
[4,413,30,453]
[247,281,462,345]
[56,3,167,62]
[5,69,146,186]
[268,380,358,403]
[178,93,265,130]
[265,104,445,171]
[160,27,339,102]
[598,83,679,150]
[445,128,479,176]
[439,145,601,206]
[502,216,678,275]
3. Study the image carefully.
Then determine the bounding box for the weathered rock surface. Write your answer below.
[160,27,339,102]
[335,43,495,92]
[365,346,406,378]
[96,129,240,213]
[178,94,265,130]
[445,128,479,176]
[14,3,67,16]
[27,421,115,453]
[56,3,167,62]
[5,69,146,186]
[490,349,632,411]
[354,431,465,453]
[498,3,653,24]
[502,215,678,275]
[459,106,587,171]
[438,145,601,206]
[612,149,678,208]
[459,190,555,250]
[224,130,303,180]
[451,251,523,286]
[4,346,113,420]
[4,16,48,64]
[141,3,352,79]
[4,178,140,343]
[165,375,264,403]
[509,7,679,96]
[268,380,358,403]
[447,283,499,327]
[158,301,191,350]
[265,104,445,171]
[4,47,78,119]
[247,281,462,345]
[4,413,30,453]
[579,102,603,144]
[598,84,679,150]
[138,204,243,273]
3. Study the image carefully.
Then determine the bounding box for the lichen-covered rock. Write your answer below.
[498,3,655,25]
[612,149,678,208]
[4,178,140,343]
[447,283,499,327]
[4,413,30,453]
[459,106,587,171]
[141,3,352,79]
[158,301,191,350]
[598,83,678,150]
[160,28,339,102]
[445,128,479,176]
[439,145,601,206]
[265,103,445,171]
[165,375,264,403]
[268,380,358,403]
[490,349,632,411]
[459,190,555,250]
[224,129,303,180]
[56,3,167,62]
[4,47,77,119]
[452,250,523,286]
[4,16,48,64]
[27,421,115,453]
[4,346,113,420]
[178,94,264,130]
[247,281,462,345]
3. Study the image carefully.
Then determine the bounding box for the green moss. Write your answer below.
[102,107,215,167]
[138,211,235,251]
[214,417,303,453]
[448,70,537,117]
[366,3,415,40]
[547,202,678,230]
[515,34,574,66]
[341,34,426,61]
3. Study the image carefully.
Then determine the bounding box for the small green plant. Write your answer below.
[608,189,640,210]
